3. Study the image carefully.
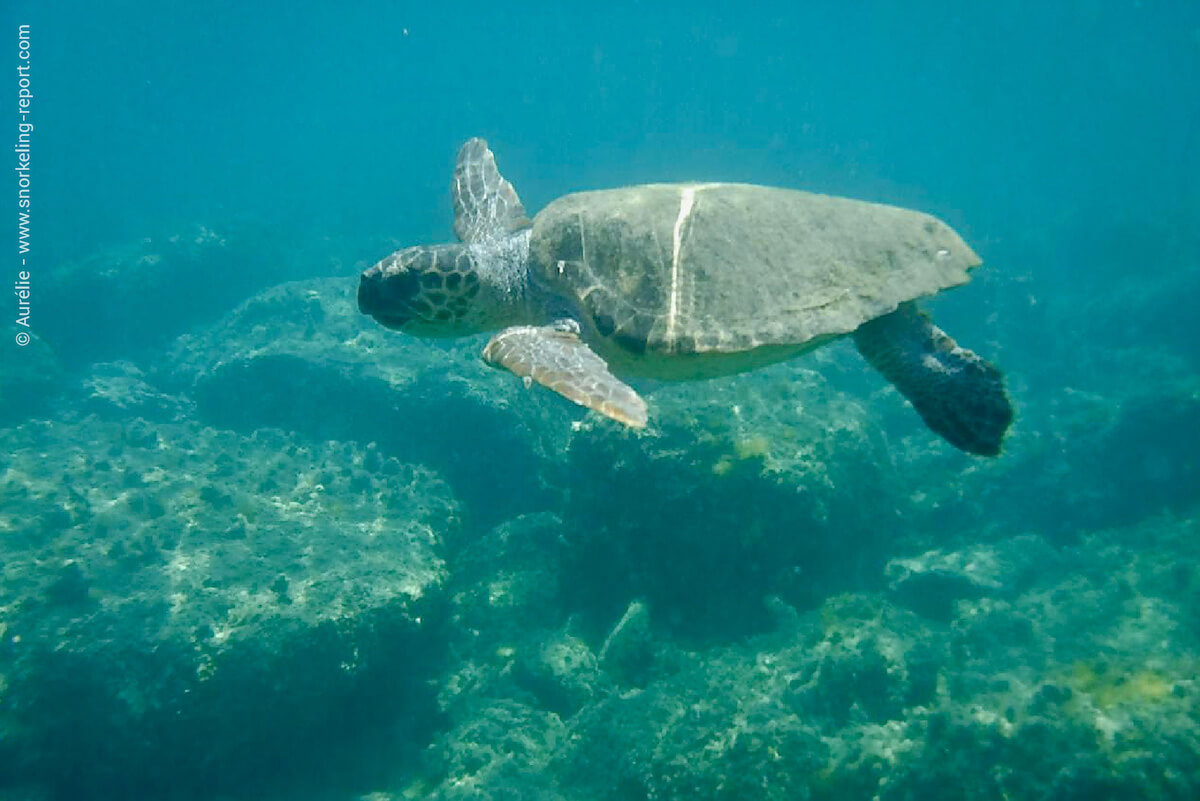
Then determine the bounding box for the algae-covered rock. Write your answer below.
[561,595,933,801]
[512,632,606,719]
[561,351,901,635]
[558,514,1200,799]
[879,516,1200,801]
[410,514,1200,801]
[0,415,456,798]
[78,360,194,421]
[885,534,1056,620]
[422,700,567,801]
[38,224,300,367]
[0,331,64,425]
[162,277,567,525]
[435,514,587,727]
[446,513,567,653]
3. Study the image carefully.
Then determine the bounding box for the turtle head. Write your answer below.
[359,138,534,337]
[358,243,487,336]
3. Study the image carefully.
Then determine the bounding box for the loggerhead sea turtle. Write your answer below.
[358,138,1013,455]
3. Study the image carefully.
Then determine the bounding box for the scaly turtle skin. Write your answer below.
[358,138,1013,455]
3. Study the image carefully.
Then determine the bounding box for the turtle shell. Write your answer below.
[528,182,980,356]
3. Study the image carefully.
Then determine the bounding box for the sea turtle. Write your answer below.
[358,138,1013,455]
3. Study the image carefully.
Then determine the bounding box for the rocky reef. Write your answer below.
[160,277,568,528]
[2,224,1197,800]
[0,414,454,798]
[421,515,1200,801]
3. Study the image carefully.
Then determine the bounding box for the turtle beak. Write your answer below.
[357,267,412,329]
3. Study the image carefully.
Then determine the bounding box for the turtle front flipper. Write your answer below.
[483,321,648,428]
[452,138,531,243]
[853,303,1013,456]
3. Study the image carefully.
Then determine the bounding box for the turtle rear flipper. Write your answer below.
[854,304,1013,456]
[483,321,648,428]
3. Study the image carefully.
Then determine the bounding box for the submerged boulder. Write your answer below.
[78,359,194,421]
[0,331,64,425]
[38,224,301,367]
[885,534,1056,620]
[0,415,456,798]
[161,277,567,526]
[560,350,902,636]
[413,511,1200,801]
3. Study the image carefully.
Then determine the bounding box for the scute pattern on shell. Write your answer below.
[530,182,981,356]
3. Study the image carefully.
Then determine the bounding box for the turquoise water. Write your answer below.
[2,2,1199,799]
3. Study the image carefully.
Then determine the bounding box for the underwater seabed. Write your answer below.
[0,225,1198,800]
